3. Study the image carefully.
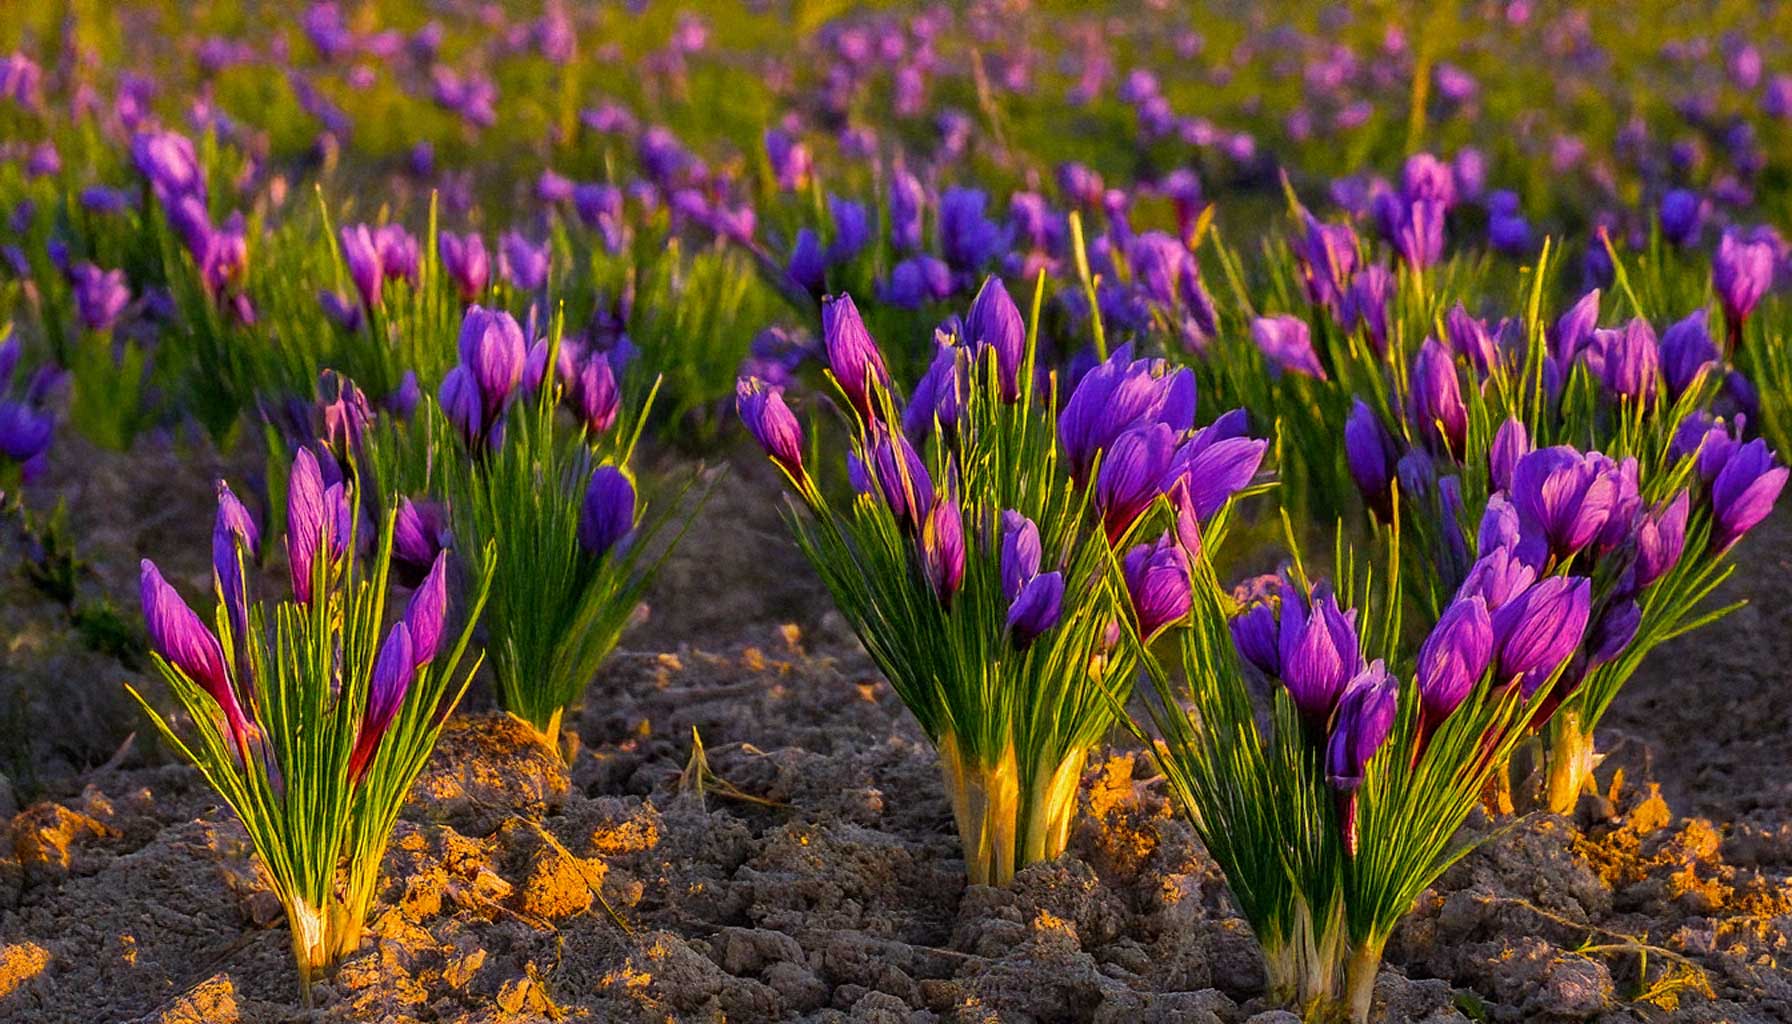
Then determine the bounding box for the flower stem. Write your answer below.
[1343,934,1388,1024]
[1544,709,1596,815]
[938,734,1019,886]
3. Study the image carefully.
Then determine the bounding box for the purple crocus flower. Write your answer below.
[736,378,804,477]
[821,294,891,421]
[1659,311,1717,398]
[1124,533,1192,640]
[1058,345,1195,486]
[939,187,1006,274]
[1632,491,1689,590]
[1488,418,1531,494]
[1587,317,1660,403]
[881,256,954,309]
[1250,315,1326,379]
[1278,579,1362,724]
[1709,439,1788,551]
[1491,575,1592,694]
[439,366,484,448]
[788,229,825,296]
[0,401,52,466]
[1326,660,1397,790]
[920,497,965,603]
[1443,304,1498,377]
[402,551,449,670]
[142,559,253,751]
[1659,189,1703,246]
[131,130,204,204]
[889,168,926,253]
[1340,263,1394,354]
[999,510,1043,601]
[287,448,331,606]
[71,263,131,332]
[347,621,415,783]
[1294,215,1358,310]
[392,498,451,588]
[904,342,965,441]
[1096,422,1179,540]
[339,224,383,309]
[579,465,636,558]
[1510,446,1619,561]
[964,275,1025,400]
[457,305,526,422]
[1345,399,1397,521]
[1007,571,1064,648]
[1713,231,1775,345]
[211,480,259,655]
[1231,595,1281,677]
[573,183,627,254]
[825,195,872,266]
[1164,415,1266,520]
[1551,289,1601,368]
[1416,595,1492,728]
[1459,543,1540,611]
[1409,339,1468,459]
[867,426,934,528]
[439,231,489,302]
[499,232,551,291]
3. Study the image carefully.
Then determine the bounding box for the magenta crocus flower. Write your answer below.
[903,342,965,441]
[1488,418,1531,494]
[392,498,451,589]
[438,231,489,302]
[1340,263,1394,355]
[141,559,252,752]
[1713,230,1775,343]
[1326,660,1397,790]
[457,305,526,422]
[1250,315,1326,379]
[1586,317,1660,403]
[402,552,448,669]
[439,366,484,449]
[736,377,805,478]
[867,426,934,529]
[1416,595,1492,728]
[1631,491,1689,590]
[963,275,1025,401]
[579,465,636,559]
[1057,345,1194,486]
[1551,289,1600,369]
[499,231,551,291]
[1294,215,1359,311]
[821,294,891,421]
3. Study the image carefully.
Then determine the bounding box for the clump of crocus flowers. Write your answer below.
[132,450,492,1004]
[426,303,679,756]
[739,276,1264,885]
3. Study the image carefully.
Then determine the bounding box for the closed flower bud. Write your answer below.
[1230,593,1282,677]
[286,448,336,606]
[392,497,450,588]
[1409,338,1468,459]
[1587,317,1660,402]
[903,342,966,441]
[402,552,449,669]
[1551,289,1600,368]
[579,465,636,559]
[1250,314,1327,379]
[868,426,934,529]
[1278,579,1362,724]
[821,293,892,421]
[499,231,551,291]
[348,622,415,783]
[1096,423,1178,540]
[1713,230,1775,333]
[1488,418,1531,493]
[1587,599,1642,668]
[999,510,1043,602]
[1632,491,1689,589]
[1124,533,1192,640]
[736,377,805,478]
[1326,661,1397,791]
[1659,311,1717,398]
[1344,399,1397,521]
[920,498,966,603]
[439,366,484,448]
[1007,571,1064,647]
[339,223,383,309]
[964,275,1025,401]
[1417,596,1492,725]
[457,305,526,421]
[141,559,251,749]
[438,230,489,302]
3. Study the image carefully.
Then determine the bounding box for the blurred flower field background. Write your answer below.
[2,1,1792,1022]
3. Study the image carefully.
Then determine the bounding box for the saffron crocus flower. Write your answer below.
[821,294,891,421]
[569,353,620,435]
[438,231,489,302]
[1585,318,1659,403]
[1510,446,1618,561]
[499,231,551,291]
[1231,595,1282,677]
[71,263,131,331]
[1007,571,1064,647]
[921,497,965,603]
[1164,415,1266,520]
[1326,661,1397,857]
[1124,533,1192,640]
[1340,263,1394,354]
[964,275,1025,401]
[1416,596,1492,728]
[1294,215,1358,311]
[999,510,1043,601]
[867,425,933,528]
[1096,422,1179,540]
[736,378,805,478]
[1659,311,1718,399]
[1278,579,1362,724]
[1551,289,1600,368]
[392,498,451,588]
[1658,189,1703,246]
[903,342,965,441]
[439,367,484,448]
[1713,230,1775,341]
[579,465,636,558]
[213,480,260,640]
[347,621,415,783]
[1408,339,1467,459]
[402,552,449,669]
[1443,304,1498,377]
[1488,418,1530,494]
[1458,543,1539,611]
[1632,491,1689,589]
[1709,439,1788,551]
[1491,575,1591,694]
[1250,315,1326,379]
[787,229,824,295]
[1345,399,1397,521]
[339,224,383,309]
[141,559,252,750]
[1058,345,1194,485]
[287,448,340,606]
[889,168,925,253]
[457,305,526,421]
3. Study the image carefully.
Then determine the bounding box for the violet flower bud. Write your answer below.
[392,497,451,588]
[821,293,891,421]
[457,305,526,421]
[1124,533,1192,641]
[0,401,53,464]
[999,510,1043,602]
[141,559,251,749]
[736,377,805,477]
[1488,418,1531,494]
[867,426,933,528]
[579,465,636,559]
[1096,422,1179,540]
[1443,304,1497,376]
[348,621,415,783]
[1326,661,1397,791]
[1632,491,1689,589]
[570,352,620,435]
[438,366,484,448]
[920,497,965,604]
[1491,575,1592,694]
[787,229,824,296]
[1409,338,1468,459]
[1007,571,1064,648]
[1713,230,1775,335]
[1587,317,1660,403]
[1278,579,1362,724]
[1416,596,1493,725]
[903,342,965,441]
[339,224,383,309]
[1457,544,1539,611]
[286,448,333,606]
[402,552,448,669]
[889,168,925,253]
[1659,311,1717,399]
[1250,314,1327,379]
[1341,263,1393,355]
[1344,399,1397,522]
[1551,289,1600,369]
[964,275,1025,401]
[212,480,259,646]
[1587,599,1641,668]
[439,231,489,302]
[1231,597,1282,677]
[1659,189,1703,247]
[1294,215,1359,311]
[825,195,872,266]
[499,231,551,291]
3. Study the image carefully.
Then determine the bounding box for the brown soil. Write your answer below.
[2,441,1791,1023]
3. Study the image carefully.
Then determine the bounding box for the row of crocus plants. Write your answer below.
[739,273,1784,1021]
